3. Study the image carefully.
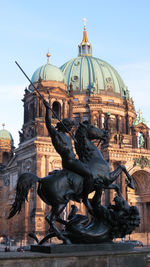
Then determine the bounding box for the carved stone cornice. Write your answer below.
[133,156,150,169]
[35,143,53,153]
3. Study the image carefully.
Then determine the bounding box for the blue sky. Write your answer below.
[0,0,150,146]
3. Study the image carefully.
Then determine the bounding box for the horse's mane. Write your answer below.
[75,122,94,162]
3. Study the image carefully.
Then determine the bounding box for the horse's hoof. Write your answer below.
[127,180,134,189]
[28,232,39,243]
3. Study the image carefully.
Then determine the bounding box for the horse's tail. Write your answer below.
[7,173,41,219]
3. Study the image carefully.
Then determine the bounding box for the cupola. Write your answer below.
[78,18,92,56]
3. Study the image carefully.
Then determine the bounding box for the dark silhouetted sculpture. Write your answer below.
[8,101,139,245]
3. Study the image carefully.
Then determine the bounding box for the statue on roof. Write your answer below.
[133,109,147,126]
[138,132,145,148]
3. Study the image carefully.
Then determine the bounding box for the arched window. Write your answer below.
[52,101,61,119]
[3,152,9,165]
[82,45,86,54]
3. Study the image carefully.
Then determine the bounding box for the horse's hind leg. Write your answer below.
[46,204,71,245]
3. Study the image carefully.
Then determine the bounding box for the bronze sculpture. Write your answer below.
[7,62,140,245]
[8,99,139,245]
[43,99,94,211]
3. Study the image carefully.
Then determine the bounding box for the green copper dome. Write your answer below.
[31,54,66,83]
[60,26,129,98]
[0,129,13,142]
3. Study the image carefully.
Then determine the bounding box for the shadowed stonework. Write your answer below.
[0,248,149,267]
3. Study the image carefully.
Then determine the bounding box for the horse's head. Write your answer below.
[79,121,109,142]
[75,121,109,162]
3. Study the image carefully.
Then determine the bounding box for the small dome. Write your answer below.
[31,63,66,83]
[0,129,13,142]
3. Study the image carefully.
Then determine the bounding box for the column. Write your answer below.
[90,111,94,124]
[62,100,65,119]
[98,110,102,129]
[45,155,49,175]
[126,113,130,134]
[143,203,148,232]
[80,112,83,122]
[35,154,45,237]
[121,172,126,199]
[117,115,121,133]
[109,161,115,204]
[69,100,73,119]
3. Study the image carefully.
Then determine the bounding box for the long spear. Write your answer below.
[15,61,77,143]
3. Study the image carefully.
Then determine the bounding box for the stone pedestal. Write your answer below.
[31,242,134,254]
[0,246,149,267]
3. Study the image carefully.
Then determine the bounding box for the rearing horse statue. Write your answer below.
[8,121,134,244]
[75,121,134,193]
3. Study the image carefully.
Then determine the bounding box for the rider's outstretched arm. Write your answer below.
[43,100,57,137]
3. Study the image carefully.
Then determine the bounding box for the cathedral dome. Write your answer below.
[31,54,66,83]
[0,127,14,143]
[60,25,129,99]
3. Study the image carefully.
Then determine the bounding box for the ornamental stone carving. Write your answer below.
[133,156,150,169]
[22,159,33,172]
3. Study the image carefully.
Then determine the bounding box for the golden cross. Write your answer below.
[83,18,87,30]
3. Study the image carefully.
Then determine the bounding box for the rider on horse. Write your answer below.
[43,100,93,202]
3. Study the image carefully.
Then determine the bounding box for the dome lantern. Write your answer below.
[78,18,92,57]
